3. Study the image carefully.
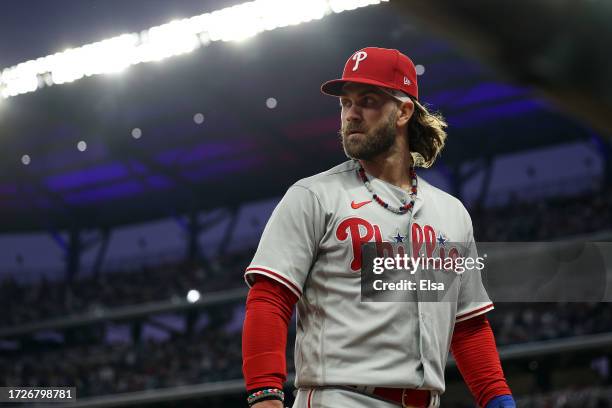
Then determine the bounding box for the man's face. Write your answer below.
[339,83,400,161]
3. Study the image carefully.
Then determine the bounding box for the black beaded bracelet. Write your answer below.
[247,388,284,406]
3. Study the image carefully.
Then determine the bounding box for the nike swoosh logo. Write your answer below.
[351,200,372,209]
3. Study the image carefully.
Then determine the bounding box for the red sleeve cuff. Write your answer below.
[451,315,512,407]
[242,276,298,391]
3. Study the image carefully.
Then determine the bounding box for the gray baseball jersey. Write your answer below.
[244,159,492,393]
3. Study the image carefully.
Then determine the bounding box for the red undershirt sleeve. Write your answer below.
[242,275,298,392]
[450,314,512,407]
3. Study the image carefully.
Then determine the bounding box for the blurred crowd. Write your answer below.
[1,302,611,399]
[473,185,612,241]
[491,303,612,346]
[2,304,611,400]
[516,386,612,408]
[2,185,611,329]
[0,252,251,328]
[1,185,611,403]
[0,326,244,398]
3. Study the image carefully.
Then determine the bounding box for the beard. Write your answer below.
[339,111,397,161]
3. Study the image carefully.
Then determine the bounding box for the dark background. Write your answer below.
[1,1,611,407]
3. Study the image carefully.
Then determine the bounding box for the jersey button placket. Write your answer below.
[408,204,426,388]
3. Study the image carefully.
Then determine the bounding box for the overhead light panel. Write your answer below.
[0,0,388,99]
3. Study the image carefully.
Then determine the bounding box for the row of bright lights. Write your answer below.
[20,111,202,165]
[19,98,280,165]
[22,139,92,165]
[23,73,477,164]
[0,0,388,99]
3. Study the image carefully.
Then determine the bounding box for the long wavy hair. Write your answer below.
[406,97,448,168]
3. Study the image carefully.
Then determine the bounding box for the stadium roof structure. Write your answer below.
[0,1,602,232]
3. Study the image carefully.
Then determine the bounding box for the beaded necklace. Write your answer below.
[357,164,417,214]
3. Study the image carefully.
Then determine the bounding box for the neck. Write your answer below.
[358,148,414,191]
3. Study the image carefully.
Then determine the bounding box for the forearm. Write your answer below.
[242,276,297,393]
[450,314,512,407]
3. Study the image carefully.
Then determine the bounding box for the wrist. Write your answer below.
[485,395,515,408]
[251,401,283,408]
[247,387,284,407]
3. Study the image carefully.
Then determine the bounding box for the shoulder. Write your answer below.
[293,160,357,192]
[419,175,472,223]
[274,161,356,210]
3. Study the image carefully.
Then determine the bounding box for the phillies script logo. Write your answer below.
[336,217,460,271]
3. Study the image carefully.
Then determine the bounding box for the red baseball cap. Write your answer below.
[321,47,419,100]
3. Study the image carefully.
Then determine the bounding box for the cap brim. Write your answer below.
[320,77,395,97]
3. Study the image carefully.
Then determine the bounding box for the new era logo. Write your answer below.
[404,76,411,85]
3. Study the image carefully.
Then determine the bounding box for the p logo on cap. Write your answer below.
[321,47,419,100]
[351,51,368,71]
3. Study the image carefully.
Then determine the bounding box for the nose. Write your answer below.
[343,103,362,123]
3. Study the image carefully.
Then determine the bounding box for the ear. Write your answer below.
[396,99,414,127]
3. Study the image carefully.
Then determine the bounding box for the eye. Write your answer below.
[362,95,378,107]
[340,99,351,108]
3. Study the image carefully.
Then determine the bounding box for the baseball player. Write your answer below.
[242,47,515,408]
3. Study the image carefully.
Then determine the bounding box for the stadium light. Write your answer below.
[186,289,201,303]
[131,128,143,139]
[0,0,388,98]
[329,0,386,13]
[193,113,205,124]
[266,97,278,109]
